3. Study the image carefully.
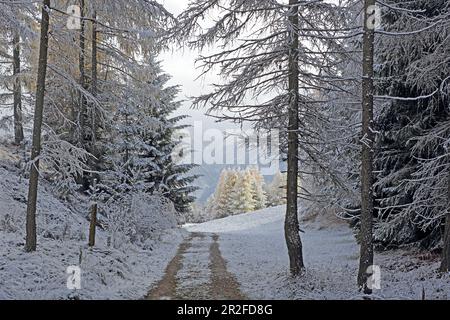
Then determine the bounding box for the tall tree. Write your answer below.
[249,167,267,210]
[90,10,98,147]
[174,0,344,276]
[441,172,450,272]
[77,0,90,190]
[285,0,304,275]
[212,169,235,218]
[0,1,34,146]
[371,0,450,264]
[358,0,376,293]
[230,170,257,214]
[25,0,51,252]
[12,32,24,145]
[102,59,198,214]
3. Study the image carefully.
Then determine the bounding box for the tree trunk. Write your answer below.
[357,0,376,293]
[25,0,51,252]
[79,0,86,134]
[440,170,450,272]
[285,0,304,276]
[88,203,97,247]
[13,32,24,145]
[78,0,89,190]
[91,11,98,147]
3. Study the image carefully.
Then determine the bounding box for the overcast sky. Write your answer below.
[158,0,239,132]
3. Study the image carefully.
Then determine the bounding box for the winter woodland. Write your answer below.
[0,0,450,300]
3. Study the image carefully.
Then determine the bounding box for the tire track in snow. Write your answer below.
[147,233,245,300]
[209,234,246,300]
[146,233,195,299]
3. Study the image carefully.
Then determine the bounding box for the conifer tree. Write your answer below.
[266,171,287,207]
[231,170,257,214]
[249,167,267,210]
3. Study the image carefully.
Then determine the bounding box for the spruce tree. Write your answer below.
[373,0,450,250]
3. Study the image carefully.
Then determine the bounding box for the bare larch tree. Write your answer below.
[26,0,51,252]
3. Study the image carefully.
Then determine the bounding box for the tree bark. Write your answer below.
[357,0,376,293]
[285,0,304,276]
[79,0,86,135]
[88,203,97,247]
[440,170,450,272]
[78,0,89,190]
[91,11,98,147]
[25,0,51,252]
[13,32,24,145]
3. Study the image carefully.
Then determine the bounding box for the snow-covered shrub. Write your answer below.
[0,213,20,233]
[105,192,178,249]
[183,201,218,224]
[265,171,287,208]
[39,133,92,196]
[0,165,87,240]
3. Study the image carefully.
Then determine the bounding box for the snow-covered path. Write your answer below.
[177,206,450,300]
[147,232,245,300]
[185,205,361,299]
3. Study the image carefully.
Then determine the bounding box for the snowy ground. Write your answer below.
[186,206,450,300]
[0,229,185,300]
[0,146,185,300]
[148,232,245,300]
[1,141,449,300]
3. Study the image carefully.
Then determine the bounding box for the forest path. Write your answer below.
[150,206,449,299]
[146,232,246,300]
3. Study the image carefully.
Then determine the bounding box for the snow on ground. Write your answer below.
[186,206,450,300]
[0,147,185,300]
[176,236,212,297]
[1,141,448,300]
[0,229,185,300]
